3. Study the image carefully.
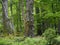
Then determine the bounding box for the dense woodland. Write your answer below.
[0,0,60,45]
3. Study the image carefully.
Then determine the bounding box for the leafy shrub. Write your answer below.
[42,28,56,39]
[42,28,57,45]
[0,37,48,45]
[0,38,12,45]
[20,37,48,45]
[52,36,60,45]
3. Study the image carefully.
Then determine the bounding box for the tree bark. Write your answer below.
[25,0,34,37]
[58,20,60,34]
[35,7,42,35]
[2,0,14,35]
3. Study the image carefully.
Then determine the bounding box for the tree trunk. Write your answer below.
[16,0,22,35]
[2,0,14,35]
[35,7,42,35]
[24,0,34,37]
[58,20,60,34]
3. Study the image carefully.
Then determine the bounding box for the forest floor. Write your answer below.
[0,35,60,45]
[0,35,42,45]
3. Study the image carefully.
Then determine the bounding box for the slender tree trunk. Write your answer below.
[2,0,14,35]
[18,0,22,32]
[58,20,60,34]
[16,3,19,34]
[25,0,34,37]
[21,0,25,33]
[21,0,25,21]
[41,8,47,34]
[52,2,57,29]
[16,0,22,35]
[35,7,42,35]
[10,0,13,16]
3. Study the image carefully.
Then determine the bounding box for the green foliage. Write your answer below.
[42,28,56,40]
[42,28,57,45]
[20,37,48,45]
[0,37,48,45]
[1,36,60,45]
[52,36,60,45]
[0,38,12,45]
[0,0,60,45]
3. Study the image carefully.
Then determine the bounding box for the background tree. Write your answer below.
[2,0,14,35]
[24,0,34,37]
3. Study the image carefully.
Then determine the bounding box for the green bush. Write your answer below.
[0,38,12,45]
[20,37,48,45]
[42,28,56,40]
[52,36,60,45]
[1,36,60,45]
[0,37,48,45]
[42,28,57,45]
